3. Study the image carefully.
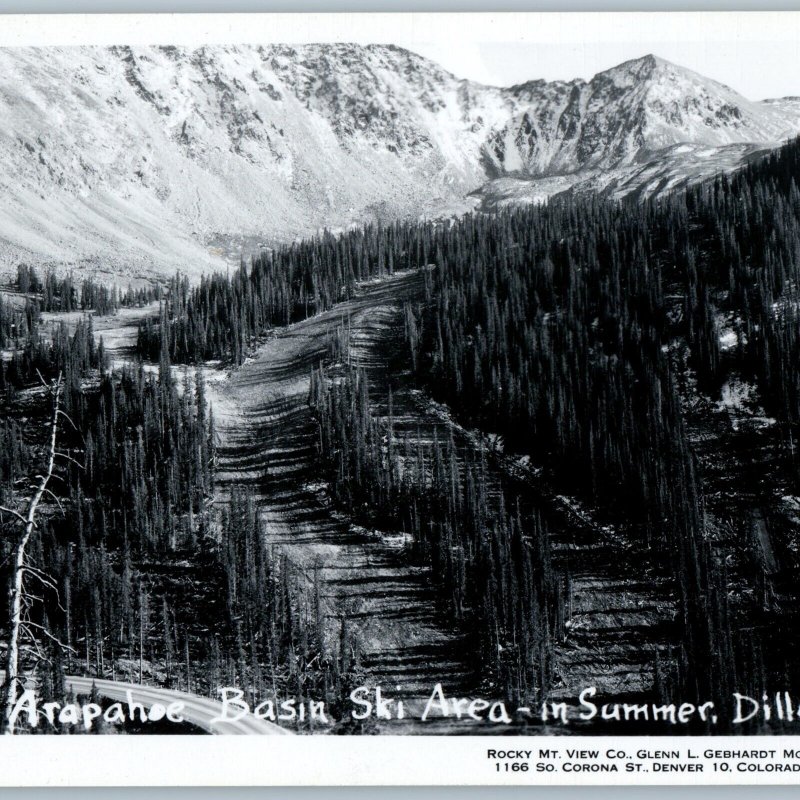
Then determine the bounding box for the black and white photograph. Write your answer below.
[2,8,800,783]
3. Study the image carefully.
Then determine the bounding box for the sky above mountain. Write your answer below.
[1,11,799,102]
[405,39,800,101]
[392,14,800,101]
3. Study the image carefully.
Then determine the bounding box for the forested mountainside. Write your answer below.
[117,135,800,728]
[0,311,354,732]
[1,45,799,279]
[3,132,800,733]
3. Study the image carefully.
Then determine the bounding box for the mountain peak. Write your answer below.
[592,53,690,87]
[619,53,666,70]
[483,48,799,180]
[592,53,748,101]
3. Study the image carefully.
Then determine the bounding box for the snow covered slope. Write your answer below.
[0,47,797,281]
[485,55,798,177]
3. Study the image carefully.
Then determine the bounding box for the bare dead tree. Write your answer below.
[0,373,80,734]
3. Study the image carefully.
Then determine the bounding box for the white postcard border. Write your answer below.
[2,735,800,786]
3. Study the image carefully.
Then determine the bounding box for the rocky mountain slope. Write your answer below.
[0,46,798,280]
[487,55,795,174]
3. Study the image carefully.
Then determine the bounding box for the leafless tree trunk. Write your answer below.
[0,375,64,734]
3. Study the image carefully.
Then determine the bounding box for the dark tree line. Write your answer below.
[0,315,349,725]
[0,320,213,684]
[14,265,42,296]
[0,296,38,349]
[211,487,365,726]
[14,264,160,316]
[309,363,564,704]
[127,134,800,714]
[0,318,108,411]
[136,223,444,365]
[400,137,800,715]
[398,203,735,710]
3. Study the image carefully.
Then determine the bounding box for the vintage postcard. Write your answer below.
[1,9,800,786]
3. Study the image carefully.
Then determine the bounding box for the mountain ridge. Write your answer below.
[0,44,797,281]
